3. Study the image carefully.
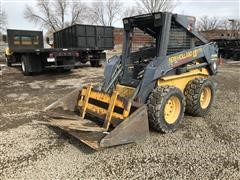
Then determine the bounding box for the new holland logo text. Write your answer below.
[168,48,202,65]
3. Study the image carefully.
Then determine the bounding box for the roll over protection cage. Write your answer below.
[102,12,218,103]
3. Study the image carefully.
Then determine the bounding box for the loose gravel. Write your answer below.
[0,61,239,179]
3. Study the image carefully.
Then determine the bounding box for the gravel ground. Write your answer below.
[0,61,239,179]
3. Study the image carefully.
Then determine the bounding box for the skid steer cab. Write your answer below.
[39,12,218,150]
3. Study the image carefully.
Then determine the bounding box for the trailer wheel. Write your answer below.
[147,86,185,133]
[21,55,31,76]
[184,78,216,117]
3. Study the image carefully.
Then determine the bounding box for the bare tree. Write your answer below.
[0,9,7,33]
[196,16,221,31]
[88,0,123,26]
[136,0,177,14]
[221,19,240,38]
[24,0,87,32]
[123,6,138,18]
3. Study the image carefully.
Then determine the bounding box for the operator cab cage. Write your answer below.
[120,12,208,87]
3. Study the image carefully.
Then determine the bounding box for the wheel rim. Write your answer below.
[21,61,25,72]
[200,87,211,109]
[164,96,181,124]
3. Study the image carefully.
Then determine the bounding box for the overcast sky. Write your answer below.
[1,0,239,32]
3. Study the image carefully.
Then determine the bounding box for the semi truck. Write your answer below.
[3,25,114,75]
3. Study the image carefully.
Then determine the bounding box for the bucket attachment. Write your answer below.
[40,85,149,150]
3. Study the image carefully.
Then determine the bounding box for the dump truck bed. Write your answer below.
[54,24,114,50]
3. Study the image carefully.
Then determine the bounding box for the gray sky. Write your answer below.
[1,0,239,31]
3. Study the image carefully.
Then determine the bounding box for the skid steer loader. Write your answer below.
[40,12,218,150]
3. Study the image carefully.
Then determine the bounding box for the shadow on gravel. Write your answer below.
[49,126,96,154]
[9,63,93,77]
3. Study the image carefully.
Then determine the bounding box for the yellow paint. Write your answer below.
[21,40,32,45]
[103,91,118,129]
[115,84,135,99]
[200,87,211,109]
[80,87,127,109]
[78,85,132,129]
[14,40,21,45]
[80,85,92,118]
[164,96,181,124]
[158,68,209,92]
[5,48,13,56]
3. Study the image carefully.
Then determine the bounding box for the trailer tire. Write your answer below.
[147,86,185,133]
[21,55,31,76]
[184,78,216,117]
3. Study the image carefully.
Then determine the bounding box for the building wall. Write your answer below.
[114,28,154,46]
[109,28,155,57]
[200,29,240,41]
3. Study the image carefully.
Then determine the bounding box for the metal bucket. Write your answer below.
[40,88,149,150]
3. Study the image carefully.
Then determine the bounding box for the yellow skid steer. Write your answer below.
[40,12,218,150]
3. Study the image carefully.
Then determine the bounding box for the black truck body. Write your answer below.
[5,25,114,75]
[53,24,114,66]
[54,24,113,49]
[211,38,240,60]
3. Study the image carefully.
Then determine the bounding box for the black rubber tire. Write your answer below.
[80,59,88,64]
[184,78,216,117]
[5,57,12,67]
[147,86,185,133]
[21,55,31,76]
[90,60,101,67]
[233,53,239,61]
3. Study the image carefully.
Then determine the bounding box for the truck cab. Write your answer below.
[4,29,77,75]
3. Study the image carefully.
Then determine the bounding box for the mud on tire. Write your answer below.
[147,86,185,133]
[184,78,216,117]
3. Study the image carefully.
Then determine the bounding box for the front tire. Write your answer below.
[184,78,216,116]
[147,86,185,133]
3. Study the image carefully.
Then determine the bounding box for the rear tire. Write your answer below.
[233,53,239,61]
[147,86,185,133]
[21,55,31,76]
[184,78,216,116]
